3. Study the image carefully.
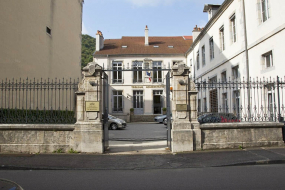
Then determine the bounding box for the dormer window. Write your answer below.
[168,46,174,48]
[153,45,159,48]
[122,45,127,48]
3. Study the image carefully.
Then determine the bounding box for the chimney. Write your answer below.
[96,30,104,51]
[192,25,202,42]
[145,25,149,46]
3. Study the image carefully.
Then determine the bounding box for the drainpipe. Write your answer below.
[242,0,250,121]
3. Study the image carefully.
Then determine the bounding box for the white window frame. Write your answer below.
[202,45,206,66]
[153,61,162,83]
[261,0,270,22]
[230,14,236,43]
[197,51,200,70]
[232,65,239,81]
[112,90,123,112]
[209,37,214,60]
[219,25,225,51]
[112,61,123,83]
[133,61,143,83]
[263,51,273,68]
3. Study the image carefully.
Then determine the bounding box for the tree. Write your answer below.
[81,34,95,69]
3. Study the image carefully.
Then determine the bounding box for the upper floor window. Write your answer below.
[133,61,143,83]
[261,0,270,22]
[202,46,206,66]
[153,61,162,83]
[112,61,123,83]
[230,14,236,43]
[221,71,227,82]
[209,37,214,60]
[219,26,225,51]
[197,51,200,70]
[232,65,239,80]
[263,51,273,68]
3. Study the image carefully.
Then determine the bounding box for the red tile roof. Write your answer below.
[94,36,193,56]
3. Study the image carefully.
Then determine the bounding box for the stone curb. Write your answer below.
[1,159,285,171]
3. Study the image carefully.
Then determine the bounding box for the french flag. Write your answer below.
[146,71,151,82]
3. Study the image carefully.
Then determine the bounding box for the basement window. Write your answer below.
[46,27,51,35]
[122,45,127,48]
[153,45,159,48]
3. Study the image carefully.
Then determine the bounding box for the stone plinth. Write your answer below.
[74,62,104,153]
[171,62,199,152]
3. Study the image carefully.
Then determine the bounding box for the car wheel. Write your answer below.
[110,123,118,130]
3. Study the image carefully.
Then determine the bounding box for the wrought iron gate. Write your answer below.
[166,72,172,150]
[102,72,109,151]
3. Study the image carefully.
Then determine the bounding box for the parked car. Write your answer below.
[163,117,173,125]
[198,113,240,124]
[154,115,166,123]
[107,115,127,130]
[155,114,172,123]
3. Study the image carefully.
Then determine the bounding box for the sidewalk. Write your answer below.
[1,145,285,170]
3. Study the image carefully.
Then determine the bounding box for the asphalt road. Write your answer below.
[1,164,285,190]
[109,122,167,141]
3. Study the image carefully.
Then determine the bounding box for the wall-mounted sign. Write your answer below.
[86,101,99,112]
[176,104,187,111]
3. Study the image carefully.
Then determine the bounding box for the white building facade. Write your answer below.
[186,0,285,120]
[94,27,193,121]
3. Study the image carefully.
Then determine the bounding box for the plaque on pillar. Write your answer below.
[86,101,99,112]
[176,104,187,111]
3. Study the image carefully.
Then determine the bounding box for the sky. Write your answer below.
[82,0,225,39]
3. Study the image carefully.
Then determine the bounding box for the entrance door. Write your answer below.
[133,90,143,115]
[153,90,163,114]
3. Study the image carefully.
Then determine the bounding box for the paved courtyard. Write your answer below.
[108,123,168,154]
[108,122,167,141]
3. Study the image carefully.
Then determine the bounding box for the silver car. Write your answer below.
[108,115,127,130]
[154,115,167,123]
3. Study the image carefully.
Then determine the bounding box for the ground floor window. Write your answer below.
[153,90,163,114]
[113,90,123,112]
[133,90,144,115]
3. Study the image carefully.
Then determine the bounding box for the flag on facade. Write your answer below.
[146,71,151,82]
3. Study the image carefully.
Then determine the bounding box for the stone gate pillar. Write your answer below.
[171,62,200,152]
[73,62,103,153]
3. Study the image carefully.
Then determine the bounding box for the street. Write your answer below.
[1,164,285,190]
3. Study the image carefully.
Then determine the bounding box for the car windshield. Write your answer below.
[108,115,116,119]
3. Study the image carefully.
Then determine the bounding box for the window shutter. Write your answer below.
[267,0,271,19]
[256,0,262,24]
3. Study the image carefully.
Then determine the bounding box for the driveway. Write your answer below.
[108,123,167,141]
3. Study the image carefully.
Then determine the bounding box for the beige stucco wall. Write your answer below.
[0,0,83,80]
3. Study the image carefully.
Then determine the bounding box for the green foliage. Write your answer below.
[81,34,96,69]
[130,108,134,112]
[53,148,64,153]
[162,107,167,111]
[68,148,79,154]
[0,109,76,124]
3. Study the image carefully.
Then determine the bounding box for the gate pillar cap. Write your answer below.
[172,62,190,76]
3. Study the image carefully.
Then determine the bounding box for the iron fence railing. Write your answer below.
[194,76,285,122]
[0,78,79,124]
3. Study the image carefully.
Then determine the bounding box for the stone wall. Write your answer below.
[199,122,284,150]
[0,124,74,153]
[130,115,157,122]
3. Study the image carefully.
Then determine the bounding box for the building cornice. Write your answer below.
[185,0,234,56]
